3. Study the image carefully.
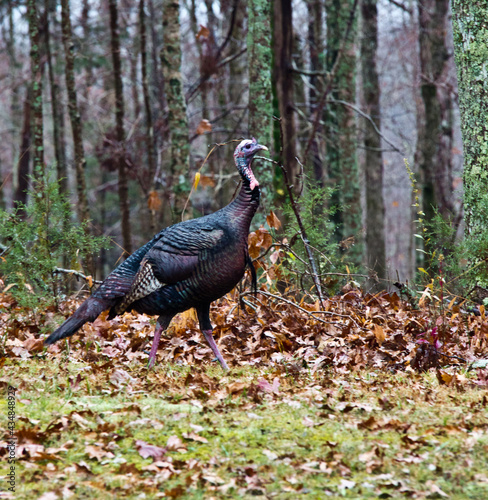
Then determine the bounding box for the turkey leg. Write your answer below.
[197,303,229,371]
[148,315,173,368]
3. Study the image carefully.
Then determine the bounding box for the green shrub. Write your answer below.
[0,179,108,310]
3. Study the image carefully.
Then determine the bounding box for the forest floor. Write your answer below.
[1,288,488,499]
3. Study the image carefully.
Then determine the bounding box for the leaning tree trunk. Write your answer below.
[27,0,44,184]
[247,0,273,167]
[109,0,132,255]
[415,0,454,236]
[324,0,361,266]
[161,0,191,221]
[61,0,90,226]
[451,1,488,266]
[273,0,298,191]
[361,0,386,286]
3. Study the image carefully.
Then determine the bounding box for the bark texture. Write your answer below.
[273,0,298,190]
[161,0,191,220]
[27,0,44,181]
[452,1,488,237]
[325,0,361,265]
[140,0,158,232]
[416,0,454,225]
[247,0,272,151]
[61,0,90,226]
[44,0,67,195]
[361,0,386,284]
[109,0,132,255]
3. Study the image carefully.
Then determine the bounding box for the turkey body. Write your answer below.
[44,138,267,370]
[113,184,258,319]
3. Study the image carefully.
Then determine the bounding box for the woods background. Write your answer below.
[0,0,467,288]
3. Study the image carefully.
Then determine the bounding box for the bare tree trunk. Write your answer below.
[14,96,31,211]
[61,0,90,226]
[307,0,324,184]
[415,0,454,227]
[27,0,45,183]
[161,0,190,220]
[140,0,158,232]
[361,0,386,286]
[325,0,361,266]
[247,0,273,151]
[109,0,132,255]
[44,0,67,194]
[79,0,95,120]
[273,0,298,190]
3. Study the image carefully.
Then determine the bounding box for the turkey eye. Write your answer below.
[245,144,251,149]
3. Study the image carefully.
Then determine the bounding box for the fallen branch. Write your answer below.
[240,290,363,332]
[53,267,103,286]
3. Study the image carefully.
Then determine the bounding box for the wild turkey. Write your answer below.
[44,138,268,370]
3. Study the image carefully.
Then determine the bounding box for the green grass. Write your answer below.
[2,357,488,499]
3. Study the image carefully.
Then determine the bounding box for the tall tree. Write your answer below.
[361,0,386,284]
[324,0,361,266]
[44,0,68,195]
[27,0,44,183]
[109,0,132,255]
[61,0,91,227]
[307,0,325,184]
[14,97,31,210]
[140,0,158,232]
[161,0,191,219]
[415,0,454,228]
[451,2,488,242]
[273,0,298,189]
[247,0,272,153]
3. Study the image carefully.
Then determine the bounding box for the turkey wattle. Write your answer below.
[44,138,268,370]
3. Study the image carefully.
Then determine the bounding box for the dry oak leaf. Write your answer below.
[135,440,166,461]
[196,119,212,135]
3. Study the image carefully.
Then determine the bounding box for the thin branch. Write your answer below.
[387,0,413,14]
[240,291,343,331]
[53,267,103,285]
[330,99,405,155]
[269,119,327,310]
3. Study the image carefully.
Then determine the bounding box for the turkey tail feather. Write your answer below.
[44,297,110,345]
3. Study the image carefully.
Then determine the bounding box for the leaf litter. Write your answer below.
[1,280,488,498]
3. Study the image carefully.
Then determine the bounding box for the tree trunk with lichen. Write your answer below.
[451,1,488,279]
[324,0,361,266]
[361,0,386,286]
[161,0,191,221]
[61,0,92,270]
[27,0,44,184]
[247,0,272,183]
[109,0,132,255]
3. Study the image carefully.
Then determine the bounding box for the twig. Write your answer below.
[53,267,103,285]
[330,99,404,155]
[270,120,327,310]
[241,290,362,331]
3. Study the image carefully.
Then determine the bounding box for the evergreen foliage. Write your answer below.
[0,179,108,309]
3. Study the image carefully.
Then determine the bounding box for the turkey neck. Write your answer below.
[226,168,260,233]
